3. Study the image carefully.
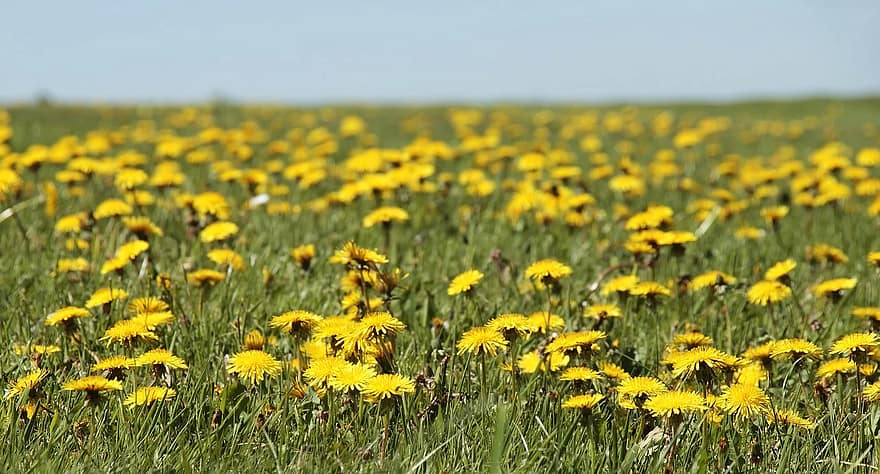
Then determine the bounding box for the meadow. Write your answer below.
[2,98,880,473]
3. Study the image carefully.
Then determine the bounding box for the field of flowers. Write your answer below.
[2,99,880,472]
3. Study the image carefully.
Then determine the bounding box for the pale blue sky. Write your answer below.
[2,1,878,103]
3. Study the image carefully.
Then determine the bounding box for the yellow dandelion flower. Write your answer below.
[134,348,188,370]
[769,339,823,361]
[601,275,640,296]
[747,280,792,306]
[45,306,90,326]
[86,287,129,308]
[122,216,164,237]
[362,373,415,402]
[525,259,572,284]
[829,332,880,358]
[4,369,49,400]
[560,367,603,382]
[644,390,707,418]
[562,393,605,410]
[124,387,176,408]
[546,331,607,356]
[456,326,508,356]
[93,198,133,219]
[688,271,737,291]
[101,319,158,345]
[291,244,316,270]
[813,278,857,298]
[199,221,239,243]
[207,248,246,270]
[720,383,769,419]
[269,310,323,337]
[329,241,388,268]
[227,350,283,384]
[448,269,484,295]
[527,311,566,334]
[815,358,856,379]
[62,376,123,394]
[767,409,815,429]
[187,269,225,287]
[362,206,409,228]
[329,363,377,393]
[764,259,796,281]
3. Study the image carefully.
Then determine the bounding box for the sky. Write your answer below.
[2,1,879,104]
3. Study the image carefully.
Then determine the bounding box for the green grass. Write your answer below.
[2,98,880,473]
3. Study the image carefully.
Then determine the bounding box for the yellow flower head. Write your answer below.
[456,326,508,356]
[747,280,792,306]
[86,287,129,308]
[62,376,123,393]
[362,206,409,228]
[227,350,283,384]
[644,390,707,418]
[525,259,572,284]
[447,269,484,296]
[4,369,49,400]
[720,383,769,419]
[135,348,188,370]
[562,393,605,410]
[124,387,176,408]
[329,241,388,269]
[362,373,415,402]
[199,221,239,243]
[46,306,90,326]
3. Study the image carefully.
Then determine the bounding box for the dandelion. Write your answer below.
[135,348,188,370]
[562,393,604,410]
[227,350,283,384]
[86,287,129,309]
[813,278,857,299]
[91,355,135,379]
[4,369,48,400]
[447,269,484,296]
[362,206,409,228]
[583,303,623,323]
[560,367,603,382]
[546,331,607,357]
[644,390,707,418]
[199,221,239,243]
[101,319,158,345]
[770,339,823,361]
[330,241,388,269]
[124,387,176,408]
[766,409,815,429]
[63,376,123,403]
[362,373,415,402]
[829,332,880,360]
[617,377,667,409]
[207,248,245,270]
[863,381,880,402]
[486,313,535,339]
[291,244,316,270]
[764,259,796,281]
[688,271,737,291]
[304,356,349,390]
[601,275,640,296]
[45,306,90,327]
[187,269,225,287]
[720,383,769,418]
[525,259,572,286]
[269,310,323,339]
[815,358,856,379]
[329,363,377,393]
[456,326,508,356]
[747,280,792,306]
